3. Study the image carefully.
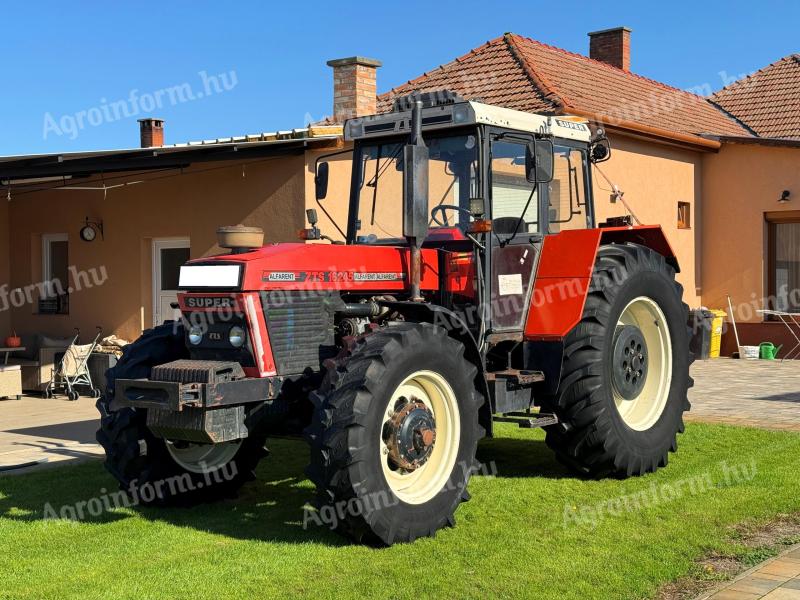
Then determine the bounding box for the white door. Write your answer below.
[152,238,190,326]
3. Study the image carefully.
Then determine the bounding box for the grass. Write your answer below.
[1,422,800,600]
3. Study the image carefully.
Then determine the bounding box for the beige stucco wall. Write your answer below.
[2,132,706,345]
[6,155,306,342]
[594,135,703,307]
[701,143,800,322]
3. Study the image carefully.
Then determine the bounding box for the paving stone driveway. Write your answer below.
[699,544,800,600]
[0,395,102,471]
[688,358,800,431]
[0,357,798,472]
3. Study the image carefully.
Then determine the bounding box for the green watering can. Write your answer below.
[759,342,781,360]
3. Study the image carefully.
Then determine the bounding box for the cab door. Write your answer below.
[487,136,543,332]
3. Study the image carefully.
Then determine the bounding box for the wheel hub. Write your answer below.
[612,325,649,400]
[383,397,437,472]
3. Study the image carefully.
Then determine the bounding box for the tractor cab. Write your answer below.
[312,91,610,360]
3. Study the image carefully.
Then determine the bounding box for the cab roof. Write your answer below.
[344,100,592,143]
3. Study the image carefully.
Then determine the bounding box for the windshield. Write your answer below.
[353,133,479,241]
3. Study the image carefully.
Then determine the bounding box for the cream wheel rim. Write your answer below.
[613,296,673,431]
[379,370,460,505]
[166,440,241,474]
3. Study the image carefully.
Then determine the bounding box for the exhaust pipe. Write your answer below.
[403,100,429,302]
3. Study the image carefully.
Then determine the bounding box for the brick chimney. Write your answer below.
[588,27,632,71]
[326,56,382,122]
[138,118,165,147]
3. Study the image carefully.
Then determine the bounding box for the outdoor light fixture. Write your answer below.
[79,217,104,242]
[779,190,791,204]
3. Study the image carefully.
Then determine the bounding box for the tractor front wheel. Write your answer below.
[96,322,269,504]
[540,243,692,478]
[305,323,484,545]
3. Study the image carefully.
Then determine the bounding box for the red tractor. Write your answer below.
[97,92,691,545]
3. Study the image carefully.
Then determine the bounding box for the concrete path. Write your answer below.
[699,545,800,599]
[687,358,800,431]
[0,395,102,472]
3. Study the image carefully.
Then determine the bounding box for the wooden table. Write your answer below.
[0,347,26,365]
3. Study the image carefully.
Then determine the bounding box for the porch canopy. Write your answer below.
[0,129,340,184]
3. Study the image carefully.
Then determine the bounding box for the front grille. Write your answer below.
[261,291,339,375]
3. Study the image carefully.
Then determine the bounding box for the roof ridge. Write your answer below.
[712,53,800,98]
[378,35,506,99]
[509,32,713,102]
[503,33,565,111]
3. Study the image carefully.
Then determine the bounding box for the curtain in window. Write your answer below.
[773,222,800,312]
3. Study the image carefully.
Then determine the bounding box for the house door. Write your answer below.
[152,238,190,326]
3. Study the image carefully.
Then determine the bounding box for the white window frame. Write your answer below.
[42,233,68,298]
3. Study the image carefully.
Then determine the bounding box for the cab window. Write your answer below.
[547,145,589,232]
[490,140,539,235]
[354,134,478,240]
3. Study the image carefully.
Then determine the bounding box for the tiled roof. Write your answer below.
[379,33,750,141]
[711,54,800,139]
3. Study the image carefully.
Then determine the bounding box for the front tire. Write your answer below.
[305,323,484,545]
[96,322,269,504]
[540,243,692,478]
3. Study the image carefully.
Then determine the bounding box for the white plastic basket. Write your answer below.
[739,345,760,359]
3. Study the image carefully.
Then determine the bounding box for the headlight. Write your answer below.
[229,326,246,348]
[188,326,203,345]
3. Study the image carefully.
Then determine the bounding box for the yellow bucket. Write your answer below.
[709,309,726,358]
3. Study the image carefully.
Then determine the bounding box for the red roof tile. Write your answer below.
[711,55,800,139]
[379,33,749,141]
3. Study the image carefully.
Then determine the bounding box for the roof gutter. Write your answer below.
[702,135,800,149]
[568,109,723,151]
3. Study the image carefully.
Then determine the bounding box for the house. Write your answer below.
[702,54,800,352]
[0,27,797,371]
[354,31,800,352]
[0,123,342,345]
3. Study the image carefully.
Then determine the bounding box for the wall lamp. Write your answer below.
[779,190,791,204]
[79,217,104,242]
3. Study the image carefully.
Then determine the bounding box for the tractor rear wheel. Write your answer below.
[305,323,484,545]
[540,243,692,478]
[96,322,269,504]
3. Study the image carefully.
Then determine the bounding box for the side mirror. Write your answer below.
[403,101,430,244]
[590,138,611,163]
[526,139,554,183]
[315,162,329,200]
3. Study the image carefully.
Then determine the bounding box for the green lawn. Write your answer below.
[1,423,799,600]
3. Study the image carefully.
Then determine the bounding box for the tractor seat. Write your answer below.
[493,217,529,235]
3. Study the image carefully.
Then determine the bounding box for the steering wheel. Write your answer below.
[431,204,472,227]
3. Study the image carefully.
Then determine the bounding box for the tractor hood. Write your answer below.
[179,242,440,293]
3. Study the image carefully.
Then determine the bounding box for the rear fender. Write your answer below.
[379,301,493,437]
[524,226,678,341]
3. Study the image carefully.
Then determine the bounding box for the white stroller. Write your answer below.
[45,328,103,401]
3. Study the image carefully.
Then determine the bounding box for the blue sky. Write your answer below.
[1,0,796,155]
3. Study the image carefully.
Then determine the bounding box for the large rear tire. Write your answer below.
[539,243,692,478]
[305,323,484,545]
[96,322,269,504]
